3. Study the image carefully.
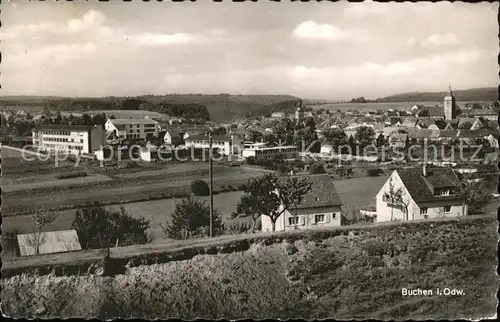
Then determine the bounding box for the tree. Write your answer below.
[211,127,227,135]
[354,126,376,150]
[72,201,151,250]
[276,163,291,176]
[191,179,210,196]
[323,128,348,151]
[383,178,406,221]
[308,162,326,174]
[231,173,312,232]
[26,209,58,255]
[457,174,493,215]
[162,196,224,239]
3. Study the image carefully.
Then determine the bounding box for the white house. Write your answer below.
[32,124,105,154]
[261,174,343,232]
[105,118,159,139]
[375,165,467,223]
[184,134,244,156]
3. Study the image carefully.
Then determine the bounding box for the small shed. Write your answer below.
[17,229,82,257]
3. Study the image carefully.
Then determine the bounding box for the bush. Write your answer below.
[308,162,326,174]
[162,196,225,239]
[191,180,210,196]
[238,184,247,191]
[2,229,20,257]
[367,168,383,177]
[246,156,256,165]
[56,171,88,180]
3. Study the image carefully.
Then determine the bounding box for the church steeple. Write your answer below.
[444,82,456,121]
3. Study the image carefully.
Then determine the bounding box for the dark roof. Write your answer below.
[457,129,489,138]
[187,134,232,142]
[434,120,447,129]
[281,174,342,209]
[438,130,458,138]
[397,167,462,204]
[387,117,402,125]
[407,128,439,139]
[419,106,444,117]
[34,124,96,131]
[467,109,497,116]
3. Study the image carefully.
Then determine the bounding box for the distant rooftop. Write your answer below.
[108,118,158,125]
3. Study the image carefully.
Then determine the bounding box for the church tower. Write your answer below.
[294,101,304,122]
[444,84,456,121]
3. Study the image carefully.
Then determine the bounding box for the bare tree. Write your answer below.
[383,178,410,221]
[26,209,58,255]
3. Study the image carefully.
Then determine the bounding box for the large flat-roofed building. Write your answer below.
[32,124,105,154]
[242,145,299,160]
[105,118,159,139]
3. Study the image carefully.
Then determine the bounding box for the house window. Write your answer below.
[439,189,450,196]
[288,217,299,226]
[420,207,428,215]
[444,205,451,213]
[314,214,325,224]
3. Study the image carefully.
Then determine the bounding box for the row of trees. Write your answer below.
[0,112,108,137]
[323,126,377,152]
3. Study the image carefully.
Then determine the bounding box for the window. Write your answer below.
[439,189,450,196]
[444,205,451,213]
[314,214,325,224]
[288,217,299,226]
[420,207,428,215]
[80,139,84,143]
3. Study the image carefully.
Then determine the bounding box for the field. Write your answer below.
[1,174,390,241]
[2,215,497,319]
[2,191,248,244]
[89,110,171,119]
[306,100,479,112]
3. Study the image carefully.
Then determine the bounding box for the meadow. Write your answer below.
[306,100,477,112]
[2,215,497,319]
[1,175,391,244]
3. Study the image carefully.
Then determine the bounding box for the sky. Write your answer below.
[1,1,498,100]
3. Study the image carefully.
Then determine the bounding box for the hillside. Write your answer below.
[0,94,302,122]
[1,215,497,319]
[376,87,498,102]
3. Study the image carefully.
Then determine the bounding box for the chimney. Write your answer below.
[423,163,427,177]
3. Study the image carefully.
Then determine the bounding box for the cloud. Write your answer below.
[3,9,111,41]
[293,21,351,41]
[133,32,198,46]
[66,10,106,32]
[407,33,460,48]
[344,1,388,18]
[422,32,460,47]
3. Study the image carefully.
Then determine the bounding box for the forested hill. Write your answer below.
[376,87,498,102]
[0,94,302,122]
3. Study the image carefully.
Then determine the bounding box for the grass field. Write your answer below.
[2,215,497,319]
[2,191,248,245]
[90,110,170,119]
[307,100,480,112]
[1,176,391,243]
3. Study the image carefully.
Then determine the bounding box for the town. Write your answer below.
[1,86,498,257]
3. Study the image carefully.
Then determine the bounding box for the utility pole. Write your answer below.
[208,130,214,238]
